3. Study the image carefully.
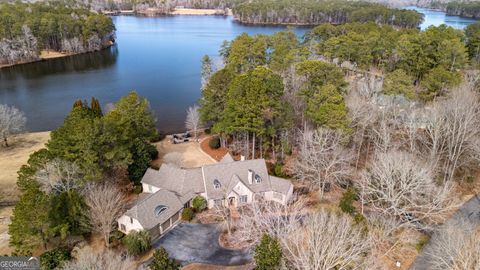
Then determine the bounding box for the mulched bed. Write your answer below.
[200,136,229,161]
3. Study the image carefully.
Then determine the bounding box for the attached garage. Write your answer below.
[120,189,194,240]
[149,225,161,239]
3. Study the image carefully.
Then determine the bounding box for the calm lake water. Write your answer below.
[406,6,479,30]
[0,10,478,133]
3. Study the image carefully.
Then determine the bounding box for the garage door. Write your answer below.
[161,220,170,233]
[172,211,180,222]
[149,225,160,239]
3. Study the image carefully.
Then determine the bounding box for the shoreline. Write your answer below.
[104,8,232,17]
[0,44,114,70]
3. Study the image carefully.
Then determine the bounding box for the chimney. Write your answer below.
[240,155,245,161]
[248,170,253,184]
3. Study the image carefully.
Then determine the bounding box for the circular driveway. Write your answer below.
[151,223,252,266]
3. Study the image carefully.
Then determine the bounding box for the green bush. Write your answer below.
[122,230,151,256]
[254,234,283,270]
[273,162,286,177]
[416,235,430,251]
[192,196,207,212]
[147,143,159,160]
[40,248,71,270]
[150,131,166,143]
[109,229,125,243]
[181,208,194,221]
[208,136,221,149]
[339,187,358,215]
[133,184,143,194]
[150,247,180,270]
[204,128,211,135]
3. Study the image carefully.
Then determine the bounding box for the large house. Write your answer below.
[117,154,294,238]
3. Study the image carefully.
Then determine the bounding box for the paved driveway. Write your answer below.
[151,223,252,266]
[410,194,480,269]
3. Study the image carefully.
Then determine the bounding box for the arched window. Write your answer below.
[255,174,262,183]
[154,205,168,217]
[213,179,221,189]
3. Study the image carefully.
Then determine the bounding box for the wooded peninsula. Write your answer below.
[0,2,115,66]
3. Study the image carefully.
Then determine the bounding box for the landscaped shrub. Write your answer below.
[122,230,151,256]
[40,247,71,270]
[147,143,159,159]
[150,247,180,270]
[204,128,211,135]
[150,131,166,143]
[133,184,143,194]
[208,136,221,149]
[416,235,430,251]
[192,196,207,212]
[254,234,282,270]
[272,162,289,178]
[109,229,126,243]
[339,187,358,215]
[181,208,194,221]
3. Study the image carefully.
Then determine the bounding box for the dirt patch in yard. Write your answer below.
[0,132,50,204]
[152,137,216,169]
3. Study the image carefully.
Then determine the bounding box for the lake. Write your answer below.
[0,10,478,133]
[406,6,479,30]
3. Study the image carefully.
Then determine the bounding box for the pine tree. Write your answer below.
[201,55,213,89]
[149,247,180,270]
[72,99,83,109]
[254,234,282,270]
[90,97,103,117]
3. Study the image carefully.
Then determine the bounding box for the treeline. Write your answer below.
[446,1,480,19]
[9,92,159,255]
[0,2,115,65]
[232,0,424,28]
[199,21,478,161]
[82,0,234,13]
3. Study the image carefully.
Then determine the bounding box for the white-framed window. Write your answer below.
[239,195,248,203]
[154,205,168,217]
[213,179,221,189]
[255,174,262,183]
[120,224,126,231]
[214,199,223,207]
[130,217,133,224]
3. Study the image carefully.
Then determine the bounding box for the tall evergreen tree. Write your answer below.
[254,234,283,270]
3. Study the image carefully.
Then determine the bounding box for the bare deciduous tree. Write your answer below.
[428,219,480,270]
[282,210,372,270]
[83,183,126,247]
[0,104,26,147]
[235,198,306,245]
[292,128,353,198]
[360,151,455,228]
[63,246,135,270]
[422,83,480,182]
[185,105,201,141]
[35,159,82,194]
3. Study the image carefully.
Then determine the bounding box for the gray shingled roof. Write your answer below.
[125,189,184,229]
[202,159,272,199]
[219,153,235,163]
[140,159,293,203]
[269,176,293,194]
[141,165,204,195]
